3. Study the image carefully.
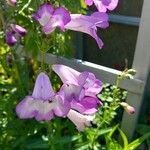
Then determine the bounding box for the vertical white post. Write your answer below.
[121,0,150,140]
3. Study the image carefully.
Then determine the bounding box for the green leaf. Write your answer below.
[118,128,128,149]
[107,139,123,150]
[25,138,49,149]
[108,124,119,139]
[106,97,113,102]
[128,132,150,150]
[56,135,81,144]
[75,142,90,150]
[137,124,150,134]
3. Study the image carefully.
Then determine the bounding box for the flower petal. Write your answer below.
[71,97,102,114]
[84,0,94,6]
[5,32,17,46]
[32,72,55,101]
[32,4,54,26]
[67,109,94,131]
[105,0,119,11]
[85,79,103,97]
[53,93,71,117]
[65,12,108,49]
[52,7,71,31]
[60,84,84,102]
[52,64,80,85]
[16,96,55,121]
[93,0,107,12]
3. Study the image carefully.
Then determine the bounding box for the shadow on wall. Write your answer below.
[83,23,139,70]
[82,0,143,70]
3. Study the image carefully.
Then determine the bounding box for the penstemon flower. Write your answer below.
[64,12,109,49]
[5,24,27,46]
[16,72,70,121]
[32,3,71,34]
[52,64,103,115]
[84,0,119,12]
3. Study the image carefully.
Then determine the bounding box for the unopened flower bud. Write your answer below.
[6,0,17,7]
[5,32,17,46]
[120,102,135,114]
[10,24,27,36]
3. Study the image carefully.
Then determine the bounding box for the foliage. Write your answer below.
[0,0,150,150]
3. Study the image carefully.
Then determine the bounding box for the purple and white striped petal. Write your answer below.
[60,84,84,101]
[16,72,71,121]
[52,7,71,31]
[16,94,70,121]
[32,72,55,101]
[32,4,71,34]
[32,4,54,26]
[16,96,54,121]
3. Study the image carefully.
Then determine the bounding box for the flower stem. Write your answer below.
[41,50,45,71]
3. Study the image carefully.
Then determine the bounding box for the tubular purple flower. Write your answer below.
[10,24,27,36]
[67,109,94,131]
[6,0,17,7]
[32,4,71,34]
[5,32,17,46]
[84,0,119,12]
[52,64,102,115]
[16,72,70,121]
[64,12,109,49]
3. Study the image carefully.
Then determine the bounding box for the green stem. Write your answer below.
[0,8,5,31]
[41,50,45,71]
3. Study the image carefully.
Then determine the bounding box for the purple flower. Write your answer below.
[52,64,103,115]
[5,24,27,46]
[85,0,119,12]
[16,72,70,121]
[65,12,109,49]
[10,24,27,36]
[32,3,71,34]
[5,32,17,46]
[6,0,17,7]
[67,109,94,131]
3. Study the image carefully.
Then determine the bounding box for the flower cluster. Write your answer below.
[6,24,27,46]
[16,65,103,131]
[5,1,119,48]
[32,2,118,49]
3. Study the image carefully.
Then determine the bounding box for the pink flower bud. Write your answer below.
[10,24,27,37]
[6,0,17,7]
[120,102,135,115]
